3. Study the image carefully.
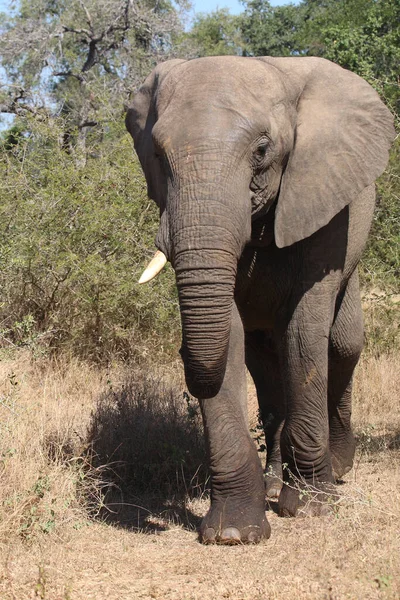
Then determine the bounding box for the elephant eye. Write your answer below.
[255,142,269,159]
[252,136,271,169]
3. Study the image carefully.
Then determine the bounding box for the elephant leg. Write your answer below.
[328,270,363,480]
[199,304,270,544]
[245,330,285,498]
[278,281,338,518]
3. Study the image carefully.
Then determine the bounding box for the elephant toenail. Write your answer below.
[247,531,259,543]
[203,527,216,542]
[220,527,241,543]
[266,486,281,499]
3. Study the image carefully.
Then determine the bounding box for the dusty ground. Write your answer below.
[0,352,399,599]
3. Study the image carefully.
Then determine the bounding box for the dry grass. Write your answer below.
[0,350,399,599]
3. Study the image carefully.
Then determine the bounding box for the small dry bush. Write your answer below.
[353,353,400,455]
[362,291,400,355]
[0,353,98,544]
[0,352,207,545]
[86,371,208,504]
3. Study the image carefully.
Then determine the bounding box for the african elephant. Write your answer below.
[125,56,394,544]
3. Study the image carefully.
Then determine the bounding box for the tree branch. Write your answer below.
[78,0,94,34]
[0,87,47,118]
[82,39,98,71]
[78,120,98,129]
[53,71,84,82]
[62,25,92,38]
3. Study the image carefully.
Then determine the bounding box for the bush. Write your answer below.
[0,103,397,362]
[360,136,399,354]
[86,371,208,499]
[0,116,180,361]
[361,137,400,291]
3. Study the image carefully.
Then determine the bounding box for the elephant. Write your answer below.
[125,56,394,544]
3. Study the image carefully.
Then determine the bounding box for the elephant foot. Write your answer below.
[278,479,339,517]
[330,435,356,481]
[199,498,271,544]
[331,452,353,481]
[264,462,283,499]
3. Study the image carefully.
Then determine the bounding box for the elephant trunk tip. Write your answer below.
[181,344,227,400]
[186,376,224,400]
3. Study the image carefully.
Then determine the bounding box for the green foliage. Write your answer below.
[239,0,400,115]
[300,0,400,115]
[363,299,400,355]
[184,9,243,57]
[0,123,26,151]
[240,0,306,56]
[361,138,400,355]
[0,0,398,360]
[362,137,400,290]
[0,0,188,362]
[0,116,180,360]
[18,476,57,540]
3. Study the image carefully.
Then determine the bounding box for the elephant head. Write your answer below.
[126,56,394,399]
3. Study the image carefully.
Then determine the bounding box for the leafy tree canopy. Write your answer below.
[0,0,189,146]
[184,8,242,57]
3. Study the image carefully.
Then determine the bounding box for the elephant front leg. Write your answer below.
[278,284,338,518]
[198,305,270,544]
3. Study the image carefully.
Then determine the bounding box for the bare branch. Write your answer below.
[78,120,98,129]
[0,86,48,119]
[78,0,94,34]
[62,25,92,38]
[53,71,84,82]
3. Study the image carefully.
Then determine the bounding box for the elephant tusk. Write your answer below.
[138,250,167,284]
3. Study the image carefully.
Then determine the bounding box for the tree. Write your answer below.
[239,0,400,118]
[0,0,187,358]
[300,0,400,115]
[184,8,243,57]
[240,0,306,57]
[0,116,180,359]
[0,0,188,164]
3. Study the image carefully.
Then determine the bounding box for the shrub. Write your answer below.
[0,116,180,361]
[86,371,208,499]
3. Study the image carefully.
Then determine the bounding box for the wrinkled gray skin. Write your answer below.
[126,56,394,544]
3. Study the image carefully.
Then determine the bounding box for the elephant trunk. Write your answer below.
[175,250,237,399]
[169,180,249,399]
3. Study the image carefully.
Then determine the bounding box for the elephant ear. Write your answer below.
[125,59,186,207]
[260,57,395,248]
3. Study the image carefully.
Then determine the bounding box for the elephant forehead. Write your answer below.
[157,56,287,112]
[154,102,262,144]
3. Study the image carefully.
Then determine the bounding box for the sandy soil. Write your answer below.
[0,353,399,600]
